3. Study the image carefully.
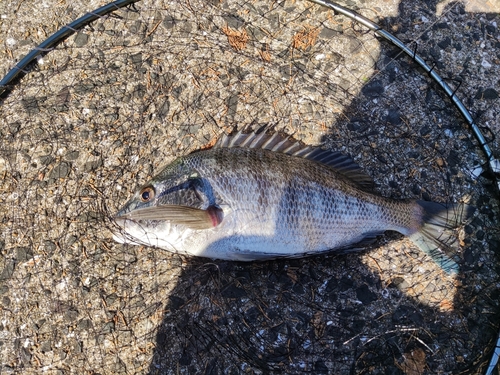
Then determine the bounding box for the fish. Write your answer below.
[113,131,474,274]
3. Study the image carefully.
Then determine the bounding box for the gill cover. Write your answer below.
[116,158,224,230]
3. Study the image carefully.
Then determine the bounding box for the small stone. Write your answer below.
[419,126,431,136]
[83,159,102,172]
[220,284,247,299]
[163,15,176,29]
[179,350,192,366]
[65,151,80,161]
[223,14,245,29]
[481,59,492,69]
[470,227,483,242]
[8,122,20,134]
[0,260,16,281]
[129,52,142,66]
[392,305,414,323]
[74,32,89,47]
[40,340,52,353]
[104,293,118,305]
[15,246,33,261]
[385,108,401,125]
[44,240,57,253]
[0,285,9,295]
[389,277,409,292]
[361,80,384,97]
[157,99,170,118]
[481,88,498,99]
[78,210,101,223]
[101,321,115,334]
[447,150,460,167]
[435,22,449,29]
[49,162,71,180]
[314,360,328,374]
[356,284,377,304]
[78,319,93,330]
[70,339,82,354]
[20,347,31,364]
[65,236,78,248]
[437,37,451,49]
[39,155,55,166]
[128,20,143,34]
[64,309,79,323]
[319,27,338,38]
[168,296,185,311]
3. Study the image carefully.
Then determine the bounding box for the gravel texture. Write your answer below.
[0,0,499,374]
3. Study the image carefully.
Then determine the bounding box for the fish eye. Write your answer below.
[139,186,155,202]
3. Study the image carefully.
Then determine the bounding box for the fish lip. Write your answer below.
[113,205,145,221]
[113,209,138,223]
[113,210,127,219]
[113,202,139,219]
[112,212,131,228]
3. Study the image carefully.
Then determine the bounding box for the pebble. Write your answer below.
[48,162,71,180]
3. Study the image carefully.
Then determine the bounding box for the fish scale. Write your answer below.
[193,148,389,244]
[113,132,474,274]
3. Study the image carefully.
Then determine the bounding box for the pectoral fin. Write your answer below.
[119,205,224,230]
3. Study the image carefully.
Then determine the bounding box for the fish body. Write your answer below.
[113,132,473,273]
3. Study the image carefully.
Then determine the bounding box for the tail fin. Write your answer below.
[409,200,475,275]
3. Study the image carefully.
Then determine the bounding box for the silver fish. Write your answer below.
[113,132,474,274]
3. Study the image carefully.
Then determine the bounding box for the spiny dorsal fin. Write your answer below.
[215,131,374,190]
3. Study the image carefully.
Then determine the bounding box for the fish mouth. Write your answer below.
[111,218,155,246]
[113,210,128,220]
[112,204,223,230]
[112,214,136,240]
[114,198,146,220]
[110,214,135,245]
[113,202,145,221]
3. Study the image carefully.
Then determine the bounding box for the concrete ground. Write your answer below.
[0,0,499,374]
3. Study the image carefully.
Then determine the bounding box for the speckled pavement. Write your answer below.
[0,0,499,374]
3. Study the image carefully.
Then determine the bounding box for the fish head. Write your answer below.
[116,157,210,215]
[112,156,224,248]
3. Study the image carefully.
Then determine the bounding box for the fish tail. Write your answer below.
[408,200,475,274]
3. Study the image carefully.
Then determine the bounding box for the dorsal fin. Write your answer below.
[215,132,374,190]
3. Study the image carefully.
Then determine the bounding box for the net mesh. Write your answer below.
[0,0,499,373]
